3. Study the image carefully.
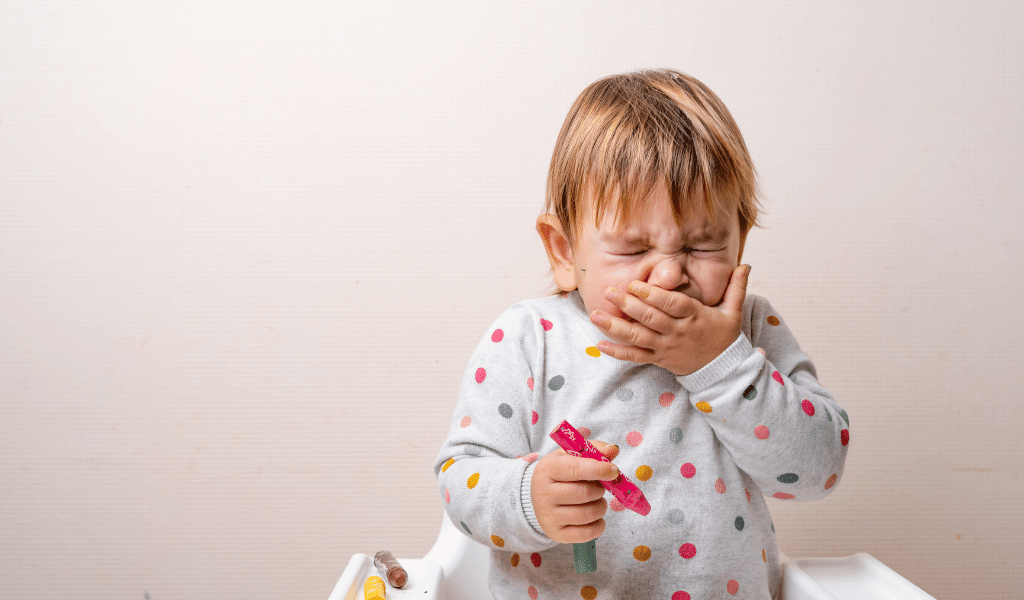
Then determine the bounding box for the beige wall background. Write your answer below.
[1,1,1021,598]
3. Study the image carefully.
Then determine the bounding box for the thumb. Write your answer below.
[588,439,620,462]
[720,264,750,316]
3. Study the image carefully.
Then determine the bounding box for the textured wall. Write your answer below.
[1,2,1020,598]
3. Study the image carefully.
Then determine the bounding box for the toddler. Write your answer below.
[434,69,849,599]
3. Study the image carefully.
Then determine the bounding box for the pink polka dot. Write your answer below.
[754,425,770,440]
[475,368,486,383]
[679,543,697,559]
[727,579,739,595]
[841,429,850,446]
[460,416,472,428]
[444,488,450,503]
[772,371,784,385]
[745,488,751,502]
[626,431,643,447]
[659,392,675,407]
[491,329,504,342]
[755,347,766,356]
[715,478,726,494]
[773,492,795,500]
[521,453,539,463]
[681,463,696,478]
[540,318,553,331]
[801,399,815,416]
[527,377,534,391]
[528,585,538,599]
[609,497,626,512]
[672,593,691,600]
[531,410,539,425]
[578,427,592,438]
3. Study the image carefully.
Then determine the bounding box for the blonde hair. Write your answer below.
[545,69,761,247]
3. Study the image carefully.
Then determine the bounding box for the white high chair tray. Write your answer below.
[329,514,935,600]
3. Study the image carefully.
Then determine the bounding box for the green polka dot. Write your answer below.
[461,522,472,535]
[743,385,758,400]
[735,516,745,531]
[840,409,850,425]
[777,473,799,484]
[669,427,683,443]
[825,411,833,422]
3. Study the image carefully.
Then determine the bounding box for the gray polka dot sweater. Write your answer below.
[434,291,849,599]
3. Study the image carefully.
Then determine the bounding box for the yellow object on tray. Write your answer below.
[364,575,386,599]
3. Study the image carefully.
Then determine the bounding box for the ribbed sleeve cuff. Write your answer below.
[520,460,544,535]
[677,333,753,392]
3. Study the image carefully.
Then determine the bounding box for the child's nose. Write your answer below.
[646,257,688,290]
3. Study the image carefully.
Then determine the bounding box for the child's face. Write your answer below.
[571,186,744,320]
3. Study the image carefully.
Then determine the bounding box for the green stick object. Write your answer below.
[572,539,598,574]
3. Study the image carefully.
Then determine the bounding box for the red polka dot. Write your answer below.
[801,399,815,416]
[680,463,696,478]
[772,371,784,385]
[679,543,697,559]
[578,427,592,438]
[745,488,751,502]
[754,425,770,440]
[491,329,504,342]
[530,553,542,567]
[773,492,795,500]
[475,368,486,383]
[540,318,553,331]
[824,473,838,489]
[460,416,472,428]
[531,410,539,425]
[659,392,675,407]
[715,478,726,494]
[727,579,739,595]
[626,431,643,446]
[527,377,534,391]
[841,429,850,446]
[672,593,691,600]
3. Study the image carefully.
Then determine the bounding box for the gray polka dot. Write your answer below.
[616,388,634,402]
[669,427,683,443]
[667,508,686,525]
[498,403,514,418]
[548,375,565,391]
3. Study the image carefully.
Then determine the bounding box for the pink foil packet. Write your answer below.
[549,420,651,516]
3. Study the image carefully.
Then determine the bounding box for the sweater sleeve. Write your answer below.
[677,295,849,501]
[433,306,557,553]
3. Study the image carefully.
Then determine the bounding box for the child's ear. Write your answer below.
[536,214,578,292]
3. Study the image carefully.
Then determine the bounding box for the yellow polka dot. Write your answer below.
[441,458,455,472]
[511,553,520,567]
[633,545,652,561]
[467,473,480,488]
[763,548,767,562]
[767,316,780,326]
[696,401,713,413]
[585,346,601,357]
[491,534,505,547]
[636,465,653,481]
[581,586,598,600]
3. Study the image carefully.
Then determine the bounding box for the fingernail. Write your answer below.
[628,281,649,299]
[604,287,624,303]
[590,311,610,328]
[744,264,752,274]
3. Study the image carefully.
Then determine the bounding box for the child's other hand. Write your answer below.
[590,264,750,376]
[530,441,620,544]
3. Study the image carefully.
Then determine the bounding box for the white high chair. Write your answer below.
[328,511,936,599]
